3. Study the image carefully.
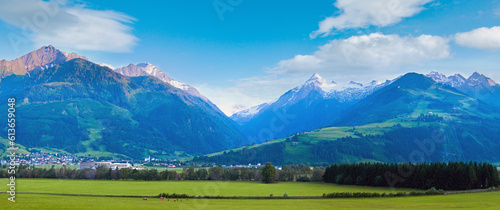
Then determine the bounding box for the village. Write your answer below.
[0,152,281,171]
[0,152,181,170]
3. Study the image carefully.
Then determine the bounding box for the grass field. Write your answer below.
[3,179,413,196]
[1,191,499,209]
[1,179,498,209]
[0,137,30,158]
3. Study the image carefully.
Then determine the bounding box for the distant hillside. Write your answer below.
[194,119,500,165]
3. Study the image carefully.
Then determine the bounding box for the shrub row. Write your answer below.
[322,187,445,198]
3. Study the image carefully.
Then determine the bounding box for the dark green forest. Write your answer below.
[323,162,500,190]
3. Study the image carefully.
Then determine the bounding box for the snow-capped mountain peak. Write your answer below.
[325,79,392,103]
[426,71,500,106]
[115,63,172,83]
[451,74,466,81]
[114,63,214,106]
[427,71,467,87]
[136,63,166,79]
[292,74,392,102]
[230,102,271,120]
[467,72,497,87]
[300,73,341,93]
[305,73,325,86]
[233,74,393,121]
[426,71,497,88]
[427,71,448,83]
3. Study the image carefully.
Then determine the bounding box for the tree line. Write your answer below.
[323,161,500,190]
[3,161,497,190]
[417,113,443,122]
[0,163,324,182]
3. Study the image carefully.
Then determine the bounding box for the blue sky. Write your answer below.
[0,0,500,115]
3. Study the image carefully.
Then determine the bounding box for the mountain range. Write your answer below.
[1,46,499,165]
[232,71,500,143]
[0,46,245,159]
[230,73,392,142]
[427,71,500,106]
[198,73,500,165]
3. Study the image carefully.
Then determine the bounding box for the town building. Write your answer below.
[79,161,132,170]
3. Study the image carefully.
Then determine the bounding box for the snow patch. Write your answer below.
[98,63,116,70]
[168,80,190,91]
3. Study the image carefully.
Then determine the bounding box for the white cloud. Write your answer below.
[311,0,433,38]
[455,26,500,50]
[270,33,451,77]
[0,0,138,52]
[196,75,304,116]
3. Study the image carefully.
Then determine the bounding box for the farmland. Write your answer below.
[1,188,499,209]
[1,179,499,209]
[2,179,412,196]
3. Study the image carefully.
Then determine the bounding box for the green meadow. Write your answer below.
[1,191,499,209]
[4,179,412,196]
[1,179,499,209]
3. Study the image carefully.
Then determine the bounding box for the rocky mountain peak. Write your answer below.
[0,45,87,77]
[305,73,325,86]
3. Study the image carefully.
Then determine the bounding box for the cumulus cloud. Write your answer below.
[311,0,433,38]
[455,26,500,50]
[270,33,451,76]
[0,0,138,52]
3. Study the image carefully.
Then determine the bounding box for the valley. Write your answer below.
[1,1,500,209]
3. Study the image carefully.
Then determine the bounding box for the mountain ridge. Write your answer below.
[0,45,87,78]
[114,62,223,113]
[426,71,500,106]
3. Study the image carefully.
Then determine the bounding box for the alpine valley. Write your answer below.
[1,46,500,166]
